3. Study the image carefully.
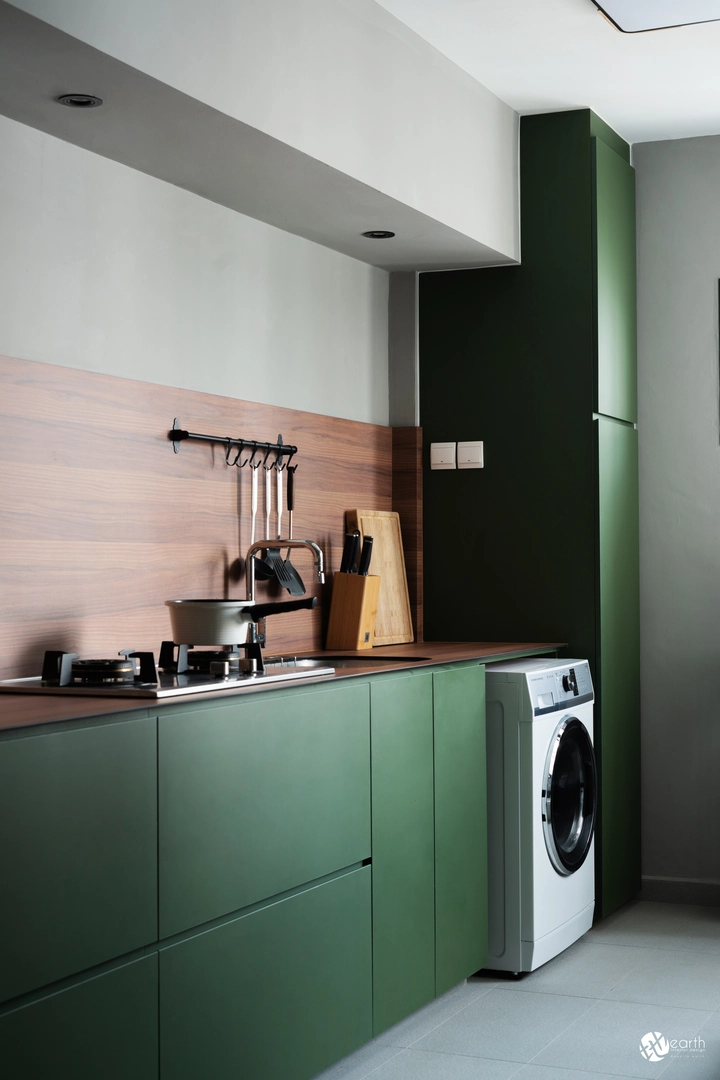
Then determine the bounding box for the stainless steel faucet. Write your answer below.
[245,539,325,602]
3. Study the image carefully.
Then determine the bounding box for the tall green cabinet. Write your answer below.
[419,109,640,917]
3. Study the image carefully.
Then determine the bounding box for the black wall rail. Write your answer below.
[169,419,297,469]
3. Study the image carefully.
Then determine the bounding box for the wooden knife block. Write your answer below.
[326,573,381,651]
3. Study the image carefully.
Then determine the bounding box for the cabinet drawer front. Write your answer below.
[160,867,372,1080]
[0,955,158,1080]
[0,717,158,1003]
[159,683,370,935]
[370,673,435,1034]
[433,665,488,994]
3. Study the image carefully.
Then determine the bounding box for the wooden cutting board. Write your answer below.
[345,509,414,645]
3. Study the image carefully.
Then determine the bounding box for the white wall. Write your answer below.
[634,134,720,886]
[9,0,519,262]
[0,115,389,424]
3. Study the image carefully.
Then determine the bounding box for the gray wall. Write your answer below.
[635,134,720,889]
[0,115,389,425]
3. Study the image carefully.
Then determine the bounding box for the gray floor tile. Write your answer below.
[513,1067,629,1080]
[312,1040,404,1080]
[362,1047,524,1079]
[660,1008,720,1079]
[532,998,711,1078]
[497,941,644,1000]
[587,901,720,955]
[414,988,594,1063]
[605,947,720,1011]
[375,981,493,1048]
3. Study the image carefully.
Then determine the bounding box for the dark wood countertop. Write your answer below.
[0,641,563,734]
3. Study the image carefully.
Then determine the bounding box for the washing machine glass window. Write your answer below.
[542,716,597,876]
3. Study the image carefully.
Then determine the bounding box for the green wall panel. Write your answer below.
[596,418,641,915]
[0,717,158,1003]
[0,956,158,1080]
[160,868,372,1080]
[159,683,370,935]
[419,110,597,661]
[370,673,435,1034]
[433,665,487,994]
[593,137,638,423]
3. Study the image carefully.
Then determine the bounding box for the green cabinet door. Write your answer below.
[596,417,641,916]
[160,867,372,1080]
[159,682,370,936]
[370,673,435,1035]
[433,665,487,995]
[0,955,158,1080]
[593,136,637,424]
[0,716,158,1003]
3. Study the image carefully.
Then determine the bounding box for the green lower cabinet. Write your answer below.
[433,665,488,995]
[159,683,370,936]
[0,955,158,1080]
[160,867,372,1080]
[0,716,158,1003]
[370,673,435,1035]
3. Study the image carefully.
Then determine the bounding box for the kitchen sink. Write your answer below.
[269,655,431,669]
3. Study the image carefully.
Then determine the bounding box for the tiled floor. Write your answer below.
[314,901,720,1080]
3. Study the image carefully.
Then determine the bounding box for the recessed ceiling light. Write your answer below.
[57,94,103,108]
[362,230,395,239]
[592,1,720,32]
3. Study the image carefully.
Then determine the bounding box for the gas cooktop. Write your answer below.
[0,644,335,699]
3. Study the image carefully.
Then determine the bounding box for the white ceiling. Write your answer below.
[374,0,720,145]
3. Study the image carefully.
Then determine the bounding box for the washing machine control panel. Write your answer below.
[530,662,593,714]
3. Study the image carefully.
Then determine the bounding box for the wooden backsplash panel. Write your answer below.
[0,355,392,679]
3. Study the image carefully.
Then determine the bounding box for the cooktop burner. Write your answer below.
[0,644,335,699]
[70,658,136,685]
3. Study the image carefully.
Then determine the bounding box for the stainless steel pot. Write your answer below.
[165,596,317,646]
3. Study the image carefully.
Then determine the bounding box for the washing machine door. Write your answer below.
[542,715,597,876]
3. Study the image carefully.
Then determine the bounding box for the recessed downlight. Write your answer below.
[362,230,395,239]
[57,94,103,108]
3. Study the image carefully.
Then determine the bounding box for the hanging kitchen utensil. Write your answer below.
[252,464,276,580]
[264,466,300,590]
[279,465,305,595]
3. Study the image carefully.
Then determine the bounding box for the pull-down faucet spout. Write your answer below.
[245,539,325,603]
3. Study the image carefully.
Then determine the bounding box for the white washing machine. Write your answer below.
[484,658,597,973]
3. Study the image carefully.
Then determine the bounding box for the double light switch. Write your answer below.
[430,441,484,470]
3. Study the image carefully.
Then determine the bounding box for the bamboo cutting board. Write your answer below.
[345,509,414,645]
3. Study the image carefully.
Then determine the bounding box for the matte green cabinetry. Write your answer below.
[0,662,493,1078]
[159,682,371,935]
[420,108,640,918]
[0,955,158,1080]
[594,138,637,424]
[160,868,372,1080]
[370,673,435,1034]
[0,716,158,1003]
[597,418,641,913]
[433,665,487,993]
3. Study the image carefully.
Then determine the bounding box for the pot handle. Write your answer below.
[250,595,318,620]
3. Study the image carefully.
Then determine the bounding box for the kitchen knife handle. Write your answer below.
[358,535,373,576]
[340,532,355,574]
[348,530,361,574]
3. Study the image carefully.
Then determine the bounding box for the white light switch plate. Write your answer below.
[457,441,484,469]
[430,442,456,470]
